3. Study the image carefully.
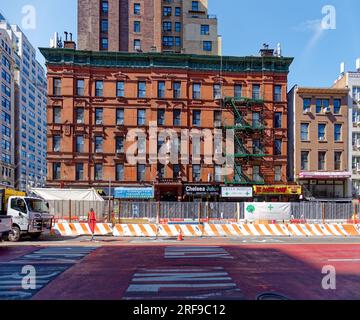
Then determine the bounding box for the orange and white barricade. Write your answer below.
[53,223,113,236]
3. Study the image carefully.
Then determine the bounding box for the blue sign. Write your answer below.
[114,187,154,199]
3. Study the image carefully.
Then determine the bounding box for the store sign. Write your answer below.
[299,171,351,179]
[221,187,253,198]
[253,185,302,195]
[114,187,154,199]
[183,185,220,197]
[244,202,291,221]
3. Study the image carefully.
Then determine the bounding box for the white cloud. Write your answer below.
[293,19,325,55]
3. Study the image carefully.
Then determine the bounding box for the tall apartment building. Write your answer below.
[288,86,351,200]
[78,0,221,55]
[333,59,360,198]
[0,14,48,191]
[0,16,15,187]
[40,45,293,201]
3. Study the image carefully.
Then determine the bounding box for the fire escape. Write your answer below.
[222,96,267,185]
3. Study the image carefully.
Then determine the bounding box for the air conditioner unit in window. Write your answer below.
[357,163,360,172]
[319,136,326,141]
[303,108,311,115]
[214,120,222,128]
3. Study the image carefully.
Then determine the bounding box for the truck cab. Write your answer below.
[7,196,53,242]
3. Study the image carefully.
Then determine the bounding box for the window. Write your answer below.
[173,81,181,98]
[163,21,172,32]
[316,99,329,113]
[334,124,342,142]
[318,151,326,171]
[157,109,165,126]
[95,136,103,153]
[234,84,242,99]
[53,78,61,96]
[253,139,262,154]
[95,81,103,96]
[301,123,309,141]
[53,107,61,124]
[252,112,261,128]
[274,139,282,155]
[163,36,174,47]
[163,6,172,16]
[318,123,326,141]
[213,84,222,99]
[253,166,262,182]
[173,110,181,126]
[95,108,103,125]
[334,152,342,170]
[192,1,199,11]
[53,163,61,180]
[301,151,309,171]
[137,164,146,182]
[275,166,282,182]
[201,25,210,35]
[116,81,124,97]
[137,109,146,126]
[158,164,165,179]
[158,81,165,98]
[175,37,181,47]
[134,39,141,51]
[175,22,181,32]
[274,112,282,128]
[193,110,201,126]
[101,38,108,50]
[116,164,124,181]
[76,79,85,96]
[214,111,222,127]
[175,7,181,16]
[138,81,146,98]
[353,87,360,101]
[116,137,124,153]
[76,163,84,180]
[214,166,222,182]
[252,84,260,100]
[193,83,201,99]
[334,99,341,114]
[53,135,61,152]
[116,109,124,125]
[94,164,103,180]
[274,85,282,102]
[203,41,212,52]
[173,164,180,179]
[101,1,109,13]
[76,136,84,153]
[303,98,311,113]
[134,21,141,33]
[193,165,201,182]
[76,108,84,124]
[234,165,242,182]
[134,3,140,14]
[101,19,108,32]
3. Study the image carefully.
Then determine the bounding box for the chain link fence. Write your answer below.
[49,200,356,224]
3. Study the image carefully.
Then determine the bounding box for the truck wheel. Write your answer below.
[8,226,21,242]
[30,233,42,241]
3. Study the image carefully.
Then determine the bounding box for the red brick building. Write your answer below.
[40,46,293,201]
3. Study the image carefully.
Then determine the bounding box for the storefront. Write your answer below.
[298,172,351,200]
[253,185,302,202]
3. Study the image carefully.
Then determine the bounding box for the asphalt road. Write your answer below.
[1,237,360,300]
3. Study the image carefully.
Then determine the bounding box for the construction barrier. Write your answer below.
[53,223,113,236]
[51,223,360,237]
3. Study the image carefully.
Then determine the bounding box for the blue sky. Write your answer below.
[1,0,360,88]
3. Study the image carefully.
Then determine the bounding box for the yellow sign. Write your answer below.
[253,185,302,195]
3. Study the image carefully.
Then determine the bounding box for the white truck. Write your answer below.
[0,189,54,242]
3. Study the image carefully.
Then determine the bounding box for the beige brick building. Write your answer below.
[287,86,351,200]
[78,0,221,55]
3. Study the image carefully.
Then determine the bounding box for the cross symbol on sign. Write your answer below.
[268,204,274,211]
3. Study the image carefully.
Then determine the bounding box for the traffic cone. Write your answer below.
[177,229,184,241]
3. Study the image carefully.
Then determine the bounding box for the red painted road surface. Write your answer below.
[1,242,360,300]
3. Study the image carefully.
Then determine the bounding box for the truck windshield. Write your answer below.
[25,198,50,213]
